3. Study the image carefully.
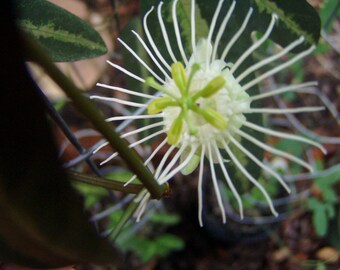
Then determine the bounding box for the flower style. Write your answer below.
[92,0,326,226]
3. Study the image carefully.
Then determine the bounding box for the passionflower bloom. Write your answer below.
[92,0,326,226]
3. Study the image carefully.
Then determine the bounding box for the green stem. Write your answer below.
[68,170,143,194]
[22,34,167,199]
[110,190,144,241]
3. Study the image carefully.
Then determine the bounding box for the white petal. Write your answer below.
[243,121,326,154]
[243,106,325,114]
[172,0,188,64]
[230,14,277,74]
[90,95,147,108]
[118,38,165,84]
[213,140,244,219]
[132,30,171,78]
[222,141,279,217]
[206,0,224,64]
[221,7,253,61]
[236,36,305,82]
[207,143,226,223]
[243,45,315,91]
[142,7,172,72]
[107,60,145,83]
[235,128,314,171]
[198,145,205,227]
[154,144,177,179]
[248,82,318,101]
[157,2,178,63]
[158,145,198,184]
[105,114,164,122]
[227,134,290,193]
[212,0,236,61]
[191,0,196,52]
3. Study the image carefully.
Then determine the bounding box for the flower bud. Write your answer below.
[171,62,187,94]
[193,76,225,100]
[147,97,176,114]
[200,108,228,130]
[167,115,183,145]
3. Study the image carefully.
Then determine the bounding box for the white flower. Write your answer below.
[92,0,326,226]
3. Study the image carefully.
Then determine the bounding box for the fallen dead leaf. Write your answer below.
[272,247,291,263]
[316,247,339,263]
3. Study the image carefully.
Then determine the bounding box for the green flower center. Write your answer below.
[146,62,228,145]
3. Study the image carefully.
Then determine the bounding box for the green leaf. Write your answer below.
[73,182,108,208]
[178,0,209,41]
[316,262,327,270]
[142,243,158,262]
[105,169,141,184]
[320,0,340,32]
[325,207,340,249]
[15,0,107,62]
[150,212,181,225]
[276,138,304,158]
[313,207,328,236]
[316,165,340,186]
[156,234,185,250]
[174,0,209,54]
[322,188,338,204]
[325,204,335,219]
[53,99,67,112]
[307,197,323,210]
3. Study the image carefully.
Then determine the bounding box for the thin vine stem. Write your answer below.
[68,170,143,194]
[110,192,142,241]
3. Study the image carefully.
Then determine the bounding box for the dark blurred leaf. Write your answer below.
[252,0,321,46]
[156,234,185,250]
[308,198,328,236]
[326,206,340,249]
[15,0,107,62]
[0,2,119,267]
[149,213,181,225]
